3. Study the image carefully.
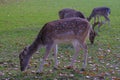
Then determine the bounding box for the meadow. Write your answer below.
[0,0,120,79]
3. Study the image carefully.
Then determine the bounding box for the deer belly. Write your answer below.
[53,31,77,44]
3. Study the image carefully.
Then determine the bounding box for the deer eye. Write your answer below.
[21,58,23,61]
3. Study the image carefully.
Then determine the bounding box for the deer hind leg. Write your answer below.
[37,43,53,73]
[80,42,88,71]
[53,44,59,69]
[69,40,80,68]
[104,15,110,27]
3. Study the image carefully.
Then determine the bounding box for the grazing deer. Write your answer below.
[88,7,111,30]
[19,17,94,73]
[89,22,99,44]
[59,8,85,19]
[58,8,97,44]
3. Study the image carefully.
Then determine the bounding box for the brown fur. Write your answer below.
[19,18,92,72]
[88,7,110,30]
[88,7,110,22]
[59,8,97,44]
[59,8,85,19]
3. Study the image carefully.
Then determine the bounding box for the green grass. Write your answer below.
[0,0,120,79]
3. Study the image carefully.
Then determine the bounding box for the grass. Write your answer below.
[0,0,120,79]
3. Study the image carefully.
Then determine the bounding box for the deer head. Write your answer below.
[89,30,97,44]
[89,22,100,44]
[19,46,30,71]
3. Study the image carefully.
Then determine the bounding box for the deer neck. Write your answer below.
[28,37,42,55]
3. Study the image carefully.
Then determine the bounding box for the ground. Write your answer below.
[0,0,120,79]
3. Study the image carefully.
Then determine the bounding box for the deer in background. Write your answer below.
[88,7,111,31]
[59,8,97,44]
[59,8,86,19]
[89,22,100,44]
[19,17,95,73]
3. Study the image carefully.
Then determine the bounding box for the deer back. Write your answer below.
[59,8,85,19]
[92,7,110,16]
[39,18,91,45]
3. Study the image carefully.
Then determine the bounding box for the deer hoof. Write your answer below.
[80,68,86,71]
[36,71,43,74]
[66,66,73,69]
[53,67,59,70]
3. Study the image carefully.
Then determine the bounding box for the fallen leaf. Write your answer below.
[86,76,91,79]
[69,74,74,77]
[97,55,104,60]
[0,71,4,76]
[31,70,36,74]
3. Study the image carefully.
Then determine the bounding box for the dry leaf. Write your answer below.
[44,63,49,67]
[86,76,91,79]
[69,74,74,77]
[0,71,4,76]
[97,55,104,60]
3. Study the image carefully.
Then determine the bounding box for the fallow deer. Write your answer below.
[89,22,100,44]
[19,17,94,73]
[59,8,97,44]
[59,8,85,19]
[88,7,111,30]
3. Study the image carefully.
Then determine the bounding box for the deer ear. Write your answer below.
[23,46,29,55]
[19,53,23,59]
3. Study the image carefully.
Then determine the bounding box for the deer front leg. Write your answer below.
[37,44,52,73]
[104,16,110,27]
[97,21,103,32]
[97,15,100,22]
[94,16,97,23]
